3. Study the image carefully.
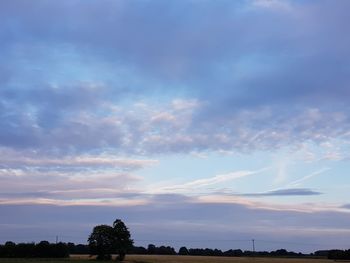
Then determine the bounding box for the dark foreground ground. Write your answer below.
[0,255,333,263]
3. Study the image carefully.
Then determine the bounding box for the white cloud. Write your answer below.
[0,197,148,207]
[0,153,158,170]
[152,169,265,194]
[287,168,330,188]
[196,194,348,213]
[182,171,255,188]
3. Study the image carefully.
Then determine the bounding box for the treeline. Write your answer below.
[130,244,176,255]
[0,242,178,258]
[0,241,69,258]
[131,245,307,258]
[0,242,306,258]
[0,241,91,258]
[1,241,349,260]
[177,247,306,258]
[136,246,350,259]
[327,249,350,260]
[312,249,350,260]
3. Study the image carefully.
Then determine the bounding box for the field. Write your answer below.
[0,255,333,263]
[124,255,332,263]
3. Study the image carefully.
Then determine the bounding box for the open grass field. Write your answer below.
[0,255,334,263]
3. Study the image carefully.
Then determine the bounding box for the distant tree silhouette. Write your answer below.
[328,249,350,260]
[157,246,176,255]
[223,249,243,257]
[3,242,15,257]
[147,244,156,254]
[88,219,133,261]
[179,246,189,255]
[36,241,51,257]
[128,245,147,254]
[67,242,90,254]
[0,241,68,258]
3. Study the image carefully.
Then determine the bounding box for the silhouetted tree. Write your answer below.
[35,241,52,257]
[179,246,189,255]
[112,219,133,261]
[88,219,133,261]
[3,242,15,257]
[147,244,156,254]
[88,225,115,260]
[54,242,69,258]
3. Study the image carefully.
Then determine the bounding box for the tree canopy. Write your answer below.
[112,219,133,260]
[88,219,133,261]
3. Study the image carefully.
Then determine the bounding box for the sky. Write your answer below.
[0,0,350,253]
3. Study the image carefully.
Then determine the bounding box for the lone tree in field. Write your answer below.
[112,219,133,261]
[88,219,133,261]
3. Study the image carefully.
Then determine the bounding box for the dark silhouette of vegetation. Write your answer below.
[313,250,329,257]
[88,225,115,260]
[88,218,133,261]
[130,244,310,258]
[1,238,349,260]
[0,241,69,258]
[67,242,90,254]
[112,219,134,261]
[222,249,243,257]
[146,244,176,255]
[328,249,350,260]
[188,247,223,256]
[128,245,148,254]
[178,246,189,255]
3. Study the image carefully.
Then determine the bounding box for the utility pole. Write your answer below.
[252,239,255,253]
[56,235,58,244]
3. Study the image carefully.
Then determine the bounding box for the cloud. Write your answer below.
[0,149,151,203]
[0,152,158,170]
[286,168,330,187]
[241,188,322,197]
[1,200,350,252]
[0,0,349,157]
[0,168,140,191]
[0,146,157,204]
[1,89,349,157]
[151,169,263,195]
[342,204,350,209]
[1,0,348,89]
[169,171,256,189]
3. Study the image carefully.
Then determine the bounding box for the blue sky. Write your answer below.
[0,0,350,253]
